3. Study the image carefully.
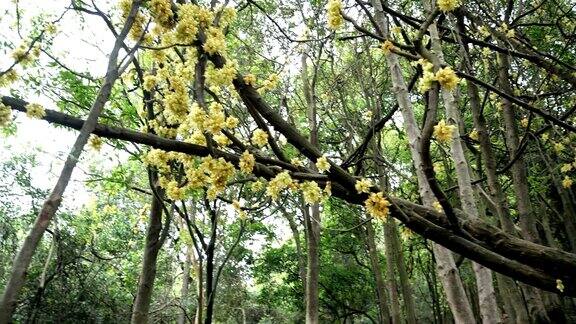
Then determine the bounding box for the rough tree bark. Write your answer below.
[497,51,553,323]
[131,188,165,324]
[425,16,501,323]
[302,51,321,324]
[364,219,392,323]
[369,1,476,322]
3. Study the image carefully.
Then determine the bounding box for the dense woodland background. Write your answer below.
[0,0,576,323]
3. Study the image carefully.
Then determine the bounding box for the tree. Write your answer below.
[1,0,576,322]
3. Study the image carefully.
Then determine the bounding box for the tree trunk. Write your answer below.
[302,50,321,324]
[178,246,193,324]
[131,192,165,324]
[368,1,476,322]
[0,5,140,321]
[425,14,501,323]
[383,219,402,324]
[390,220,417,324]
[364,220,391,323]
[497,51,551,323]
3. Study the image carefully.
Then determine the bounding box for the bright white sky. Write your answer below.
[0,0,127,210]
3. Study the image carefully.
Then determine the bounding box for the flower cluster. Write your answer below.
[150,0,173,28]
[0,103,12,127]
[143,74,157,91]
[414,59,435,93]
[365,192,391,220]
[205,62,237,88]
[258,73,280,94]
[301,181,323,204]
[437,0,460,13]
[252,129,269,147]
[326,0,343,30]
[435,67,459,91]
[89,135,103,151]
[25,103,46,119]
[315,155,330,173]
[232,200,247,219]
[355,178,372,193]
[239,150,255,174]
[203,26,226,55]
[243,73,256,86]
[381,40,395,55]
[562,176,573,189]
[433,119,456,143]
[11,44,40,66]
[175,4,200,42]
[266,171,293,200]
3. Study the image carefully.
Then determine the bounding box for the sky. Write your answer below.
[0,1,129,210]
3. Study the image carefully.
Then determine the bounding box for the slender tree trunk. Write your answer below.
[204,207,217,324]
[0,5,140,321]
[131,192,165,324]
[497,51,551,323]
[195,255,203,324]
[390,220,417,324]
[453,25,529,323]
[178,246,193,324]
[425,14,501,323]
[302,51,321,324]
[364,220,391,323]
[383,219,402,324]
[369,1,476,322]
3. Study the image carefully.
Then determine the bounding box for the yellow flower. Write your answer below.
[562,176,573,189]
[381,40,394,54]
[225,116,239,129]
[541,133,549,141]
[165,180,186,200]
[0,103,12,127]
[258,73,280,94]
[506,29,516,38]
[560,164,573,173]
[435,67,459,91]
[0,69,18,87]
[554,142,565,153]
[214,132,231,146]
[143,74,157,91]
[291,158,303,167]
[414,59,435,93]
[326,0,343,31]
[243,73,256,86]
[252,129,269,147]
[301,181,323,204]
[469,129,479,141]
[149,0,173,28]
[89,135,103,151]
[25,103,46,119]
[365,192,391,220]
[433,119,456,143]
[324,181,332,196]
[478,26,491,38]
[520,117,529,128]
[556,279,565,293]
[239,150,255,174]
[433,201,443,212]
[315,155,330,173]
[203,26,226,55]
[251,178,266,191]
[355,178,372,193]
[437,0,460,12]
[232,199,247,218]
[266,171,293,200]
[175,4,199,42]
